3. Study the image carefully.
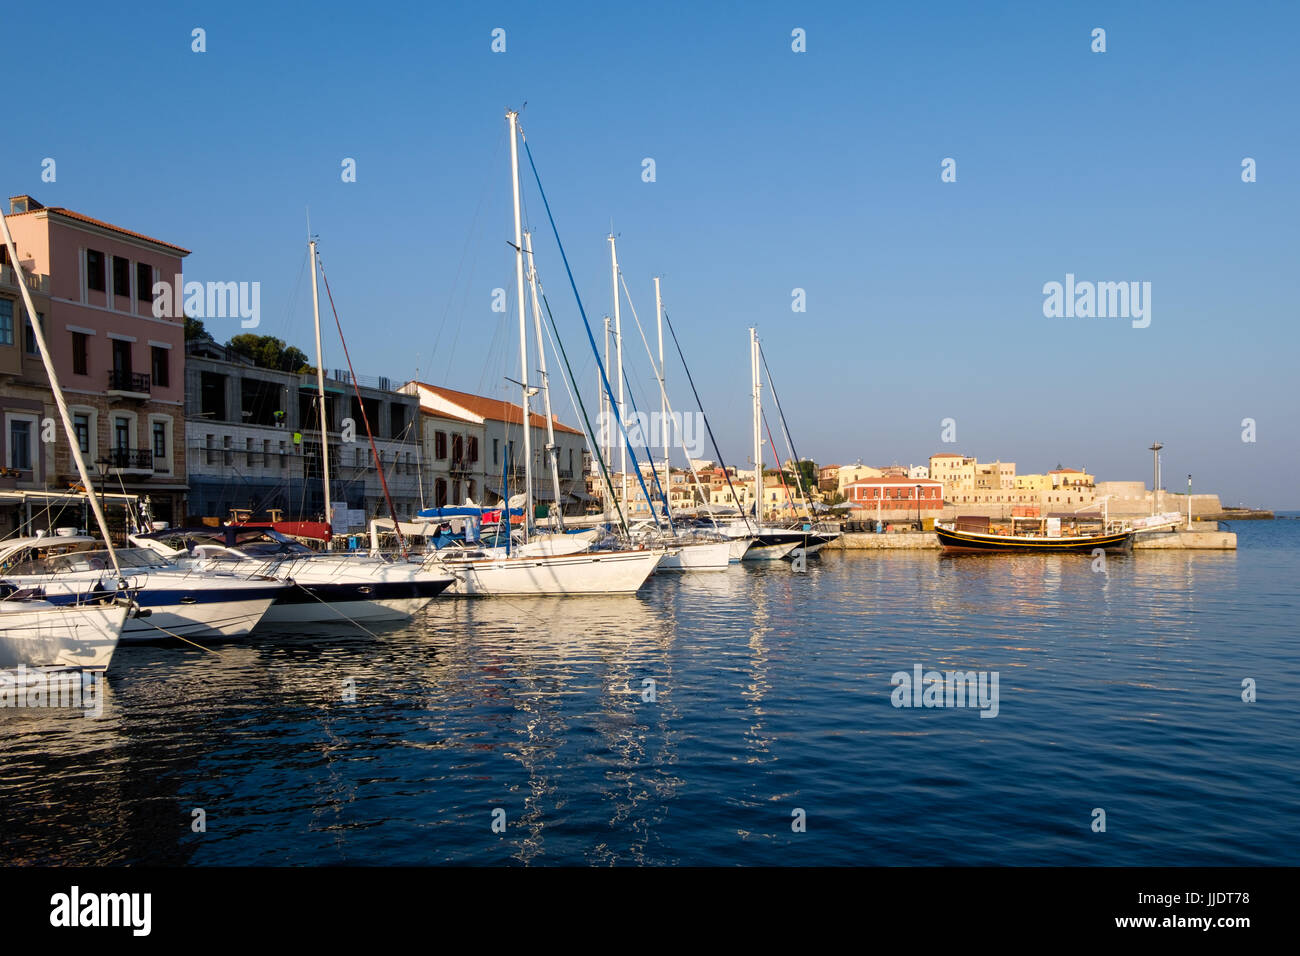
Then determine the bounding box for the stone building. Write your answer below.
[185,337,421,526]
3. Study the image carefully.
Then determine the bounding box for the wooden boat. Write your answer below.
[935,514,1132,553]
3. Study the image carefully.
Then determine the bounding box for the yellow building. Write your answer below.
[929,454,976,491]
[1015,474,1052,491]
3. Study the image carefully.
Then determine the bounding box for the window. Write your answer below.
[434,431,447,459]
[112,338,132,376]
[435,478,447,508]
[23,311,42,355]
[467,436,479,462]
[113,416,130,452]
[0,299,13,346]
[73,413,91,454]
[153,422,168,460]
[492,438,499,465]
[112,256,130,298]
[86,250,106,292]
[136,262,153,302]
[223,436,232,466]
[151,346,169,387]
[205,434,216,465]
[451,433,463,463]
[72,332,88,375]
[278,441,287,469]
[8,418,33,471]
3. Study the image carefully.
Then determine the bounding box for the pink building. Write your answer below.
[0,195,190,531]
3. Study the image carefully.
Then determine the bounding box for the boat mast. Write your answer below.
[602,315,611,521]
[0,214,124,582]
[655,276,667,521]
[309,238,333,530]
[609,235,626,517]
[751,327,762,524]
[508,109,533,542]
[524,230,564,530]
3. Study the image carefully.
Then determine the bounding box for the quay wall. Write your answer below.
[830,530,1237,551]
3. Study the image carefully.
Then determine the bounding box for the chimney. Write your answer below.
[8,195,43,214]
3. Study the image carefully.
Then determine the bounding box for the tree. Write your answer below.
[184,315,209,341]
[227,334,312,372]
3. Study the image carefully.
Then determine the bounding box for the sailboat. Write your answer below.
[425,110,663,596]
[0,211,129,670]
[719,329,836,560]
[606,264,732,571]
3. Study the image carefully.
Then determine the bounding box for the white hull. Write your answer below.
[437,549,663,596]
[121,595,279,643]
[742,540,800,561]
[657,541,732,571]
[260,594,436,625]
[0,602,127,671]
[727,537,755,562]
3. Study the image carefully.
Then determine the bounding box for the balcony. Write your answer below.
[0,263,50,294]
[107,448,154,474]
[107,370,151,399]
[448,457,477,475]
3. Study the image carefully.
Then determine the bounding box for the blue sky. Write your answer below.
[5,1,1296,506]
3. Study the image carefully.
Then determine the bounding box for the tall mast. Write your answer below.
[654,276,667,519]
[751,327,762,524]
[0,213,124,581]
[309,238,333,528]
[508,109,533,541]
[602,315,611,519]
[524,230,564,530]
[609,235,626,516]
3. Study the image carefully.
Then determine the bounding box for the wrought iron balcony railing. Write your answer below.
[107,370,151,394]
[108,448,154,470]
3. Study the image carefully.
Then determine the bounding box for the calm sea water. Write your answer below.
[2,519,1297,866]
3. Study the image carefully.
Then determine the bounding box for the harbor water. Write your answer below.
[2,519,1296,866]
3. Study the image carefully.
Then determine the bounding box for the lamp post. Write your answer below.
[916,483,922,530]
[1187,474,1193,530]
[94,456,111,544]
[1148,441,1163,515]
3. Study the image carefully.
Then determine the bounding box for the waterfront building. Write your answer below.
[401,382,588,514]
[843,478,944,518]
[0,195,188,532]
[836,462,883,491]
[186,337,421,525]
[929,453,977,491]
[415,406,487,509]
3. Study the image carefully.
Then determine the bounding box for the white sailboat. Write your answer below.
[428,110,663,597]
[720,328,819,560]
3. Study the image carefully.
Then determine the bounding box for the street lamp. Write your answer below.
[1148,441,1163,515]
[915,483,922,530]
[94,455,111,544]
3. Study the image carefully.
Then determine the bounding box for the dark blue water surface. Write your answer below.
[2,519,1296,865]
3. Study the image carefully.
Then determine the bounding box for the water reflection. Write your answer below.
[4,530,1296,867]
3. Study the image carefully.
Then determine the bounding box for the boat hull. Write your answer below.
[0,602,127,671]
[437,549,663,596]
[262,575,453,624]
[936,527,1133,553]
[657,541,732,572]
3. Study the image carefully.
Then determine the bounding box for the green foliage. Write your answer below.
[184,315,209,341]
[227,334,312,372]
